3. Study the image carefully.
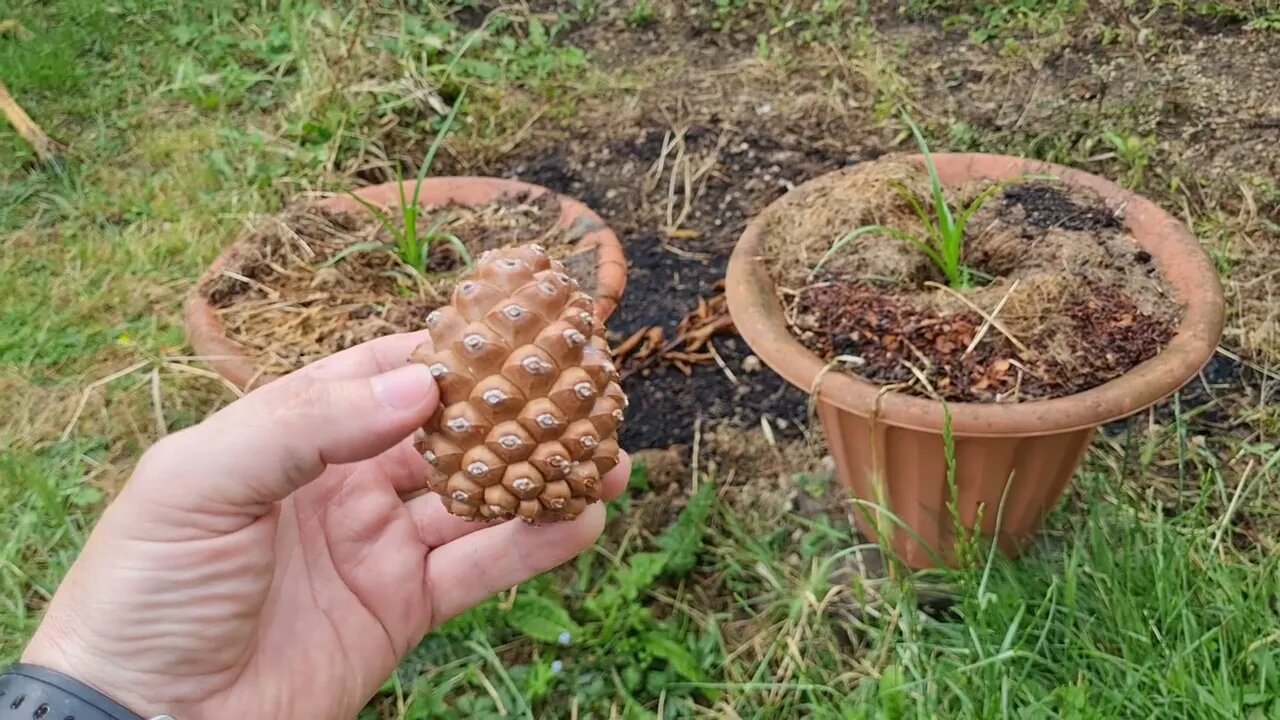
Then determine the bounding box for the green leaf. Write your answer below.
[528,16,547,47]
[654,480,714,576]
[877,665,907,720]
[69,486,104,508]
[627,460,650,491]
[642,631,707,684]
[619,552,668,600]
[504,592,582,645]
[454,58,502,80]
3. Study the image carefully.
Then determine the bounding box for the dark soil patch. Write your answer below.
[601,235,808,451]
[1001,183,1120,231]
[200,193,584,376]
[499,129,846,450]
[1101,351,1273,438]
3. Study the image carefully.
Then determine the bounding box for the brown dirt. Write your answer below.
[764,159,1181,402]
[798,281,1175,403]
[200,193,582,376]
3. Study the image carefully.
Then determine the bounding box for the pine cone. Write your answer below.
[411,244,626,523]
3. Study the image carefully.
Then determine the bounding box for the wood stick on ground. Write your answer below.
[0,79,60,167]
[0,20,30,37]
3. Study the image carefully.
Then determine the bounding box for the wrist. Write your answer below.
[21,624,164,720]
[0,663,171,720]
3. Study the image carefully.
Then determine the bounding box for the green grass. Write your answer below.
[902,0,1083,42]
[349,444,1280,719]
[3,1,1280,718]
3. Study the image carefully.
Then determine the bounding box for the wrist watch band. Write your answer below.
[0,664,172,720]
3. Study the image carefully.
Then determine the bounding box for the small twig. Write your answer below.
[901,337,933,371]
[1210,459,1255,555]
[899,359,941,400]
[642,129,677,201]
[690,414,703,493]
[0,79,61,168]
[62,361,151,440]
[150,368,166,436]
[707,340,738,385]
[925,281,1031,355]
[612,326,651,360]
[663,351,714,363]
[683,315,734,351]
[620,334,686,380]
[807,355,866,425]
[963,279,1021,359]
[220,269,281,299]
[760,415,777,447]
[0,19,31,38]
[659,239,713,261]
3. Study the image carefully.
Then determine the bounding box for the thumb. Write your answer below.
[132,364,438,518]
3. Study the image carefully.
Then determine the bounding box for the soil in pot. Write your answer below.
[762,159,1184,403]
[200,192,595,376]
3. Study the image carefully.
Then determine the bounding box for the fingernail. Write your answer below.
[371,364,437,410]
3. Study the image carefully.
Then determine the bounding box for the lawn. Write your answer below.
[2,1,1279,718]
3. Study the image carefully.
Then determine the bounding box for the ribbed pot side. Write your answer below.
[186,177,627,391]
[726,153,1226,569]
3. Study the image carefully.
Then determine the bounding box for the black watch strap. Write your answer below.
[0,664,157,720]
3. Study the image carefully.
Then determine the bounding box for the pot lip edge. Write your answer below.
[725,152,1228,438]
[184,176,627,391]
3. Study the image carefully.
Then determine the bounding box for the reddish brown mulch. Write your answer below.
[798,282,1175,403]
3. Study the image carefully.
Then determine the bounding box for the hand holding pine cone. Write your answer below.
[411,244,627,523]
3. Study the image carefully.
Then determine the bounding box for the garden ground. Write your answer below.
[2,1,1279,718]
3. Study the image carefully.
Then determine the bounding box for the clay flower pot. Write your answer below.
[726,154,1225,568]
[186,177,627,391]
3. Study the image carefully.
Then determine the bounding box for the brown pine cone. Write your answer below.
[411,243,626,523]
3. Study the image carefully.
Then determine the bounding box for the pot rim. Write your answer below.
[726,152,1226,438]
[185,176,627,390]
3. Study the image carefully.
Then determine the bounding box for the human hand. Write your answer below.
[21,330,630,720]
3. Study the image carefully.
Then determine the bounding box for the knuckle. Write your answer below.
[280,376,336,417]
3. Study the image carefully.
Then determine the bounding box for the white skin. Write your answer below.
[21,330,630,720]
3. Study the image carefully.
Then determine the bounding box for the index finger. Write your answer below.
[289,330,433,383]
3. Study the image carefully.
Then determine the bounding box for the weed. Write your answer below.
[344,94,472,275]
[813,114,1004,289]
[904,0,1082,42]
[1245,11,1280,31]
[626,0,657,27]
[1099,131,1155,189]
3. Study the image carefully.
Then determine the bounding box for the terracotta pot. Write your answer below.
[186,177,627,391]
[726,153,1225,568]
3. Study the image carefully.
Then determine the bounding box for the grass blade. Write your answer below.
[316,241,395,269]
[812,225,940,278]
[443,234,473,268]
[345,192,401,244]
[411,87,468,212]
